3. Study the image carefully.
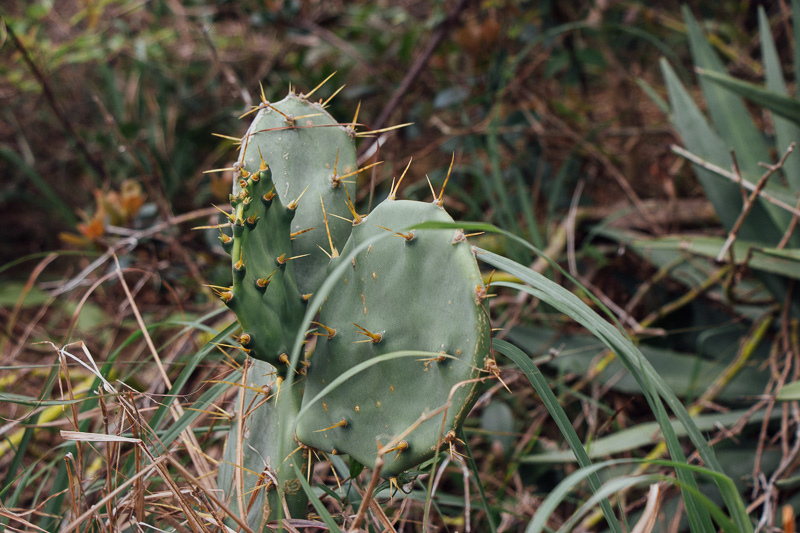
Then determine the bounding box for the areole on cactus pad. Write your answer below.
[215,84,493,524]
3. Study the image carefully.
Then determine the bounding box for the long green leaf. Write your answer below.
[494,339,622,533]
[697,69,800,133]
[758,6,800,192]
[683,6,770,179]
[661,60,780,242]
[292,462,342,532]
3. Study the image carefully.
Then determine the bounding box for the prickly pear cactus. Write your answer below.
[236,93,357,295]
[295,198,491,475]
[218,360,308,529]
[215,82,493,527]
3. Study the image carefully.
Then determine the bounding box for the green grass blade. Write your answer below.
[146,321,238,433]
[556,474,663,533]
[292,461,342,532]
[459,428,498,532]
[494,339,622,533]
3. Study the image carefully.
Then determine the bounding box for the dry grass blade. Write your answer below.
[59,455,169,533]
[111,254,215,490]
[59,431,141,443]
[631,484,661,533]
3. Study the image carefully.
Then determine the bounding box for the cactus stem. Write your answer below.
[388,158,413,201]
[287,185,310,210]
[315,417,348,433]
[311,321,336,339]
[319,196,339,258]
[355,122,413,137]
[322,84,345,108]
[303,71,337,100]
[352,323,382,344]
[435,153,455,207]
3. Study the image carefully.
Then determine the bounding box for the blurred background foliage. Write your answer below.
[2,0,800,531]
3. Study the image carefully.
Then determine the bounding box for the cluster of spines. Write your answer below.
[214,155,308,367]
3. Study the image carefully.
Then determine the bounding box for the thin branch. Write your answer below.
[716,143,796,261]
[671,144,800,218]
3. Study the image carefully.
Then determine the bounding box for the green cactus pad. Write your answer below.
[295,199,491,476]
[236,93,357,295]
[218,360,308,528]
[226,166,306,366]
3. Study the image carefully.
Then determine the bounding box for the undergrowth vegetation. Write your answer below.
[2,1,800,531]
